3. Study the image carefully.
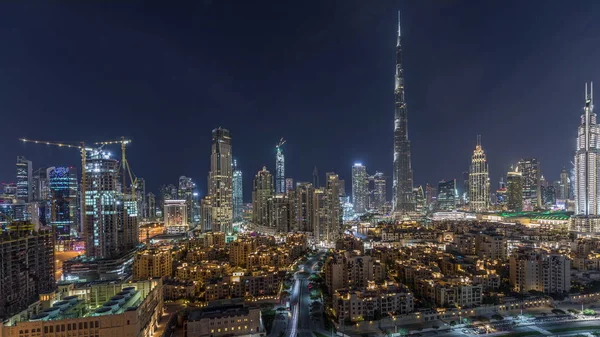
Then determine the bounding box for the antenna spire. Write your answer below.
[397,11,402,46]
[476,134,482,147]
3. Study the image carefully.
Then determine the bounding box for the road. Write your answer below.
[287,252,325,337]
[54,250,83,280]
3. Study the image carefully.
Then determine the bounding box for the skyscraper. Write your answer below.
[178,175,195,225]
[469,136,490,212]
[372,172,386,210]
[252,167,273,227]
[208,127,233,232]
[294,182,314,232]
[507,167,524,212]
[313,166,319,188]
[352,163,368,214]
[48,166,78,244]
[325,172,342,242]
[518,158,541,210]
[285,178,294,194]
[392,12,415,213]
[164,199,188,234]
[437,179,457,211]
[575,82,600,215]
[232,159,243,221]
[84,149,120,259]
[560,168,570,200]
[147,192,156,219]
[275,140,285,194]
[16,156,32,202]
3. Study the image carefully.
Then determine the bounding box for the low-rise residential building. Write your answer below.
[133,248,173,280]
[185,301,262,337]
[509,248,571,294]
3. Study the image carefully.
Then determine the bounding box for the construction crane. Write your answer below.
[276,137,286,150]
[94,137,137,199]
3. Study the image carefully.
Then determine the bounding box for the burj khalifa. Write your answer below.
[393,11,415,213]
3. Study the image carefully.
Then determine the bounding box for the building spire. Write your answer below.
[397,11,402,46]
[476,134,481,147]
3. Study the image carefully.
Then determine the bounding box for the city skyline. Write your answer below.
[1,2,599,200]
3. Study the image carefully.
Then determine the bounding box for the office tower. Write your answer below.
[425,183,436,208]
[575,83,600,215]
[160,184,177,210]
[0,226,55,320]
[1,183,17,199]
[136,178,146,219]
[252,167,274,227]
[518,158,541,210]
[232,160,243,221]
[285,178,294,194]
[337,179,346,197]
[352,163,368,214]
[372,172,386,210]
[83,150,121,259]
[164,199,188,234]
[313,166,319,188]
[507,167,524,212]
[118,192,139,252]
[413,185,425,213]
[294,182,314,232]
[268,195,292,233]
[468,136,490,212]
[392,12,415,213]
[16,156,32,202]
[200,195,213,232]
[147,192,156,219]
[437,179,457,211]
[499,177,506,190]
[178,176,195,225]
[31,167,50,201]
[275,139,285,194]
[48,166,78,243]
[542,185,555,206]
[208,127,233,232]
[325,172,342,242]
[560,168,570,200]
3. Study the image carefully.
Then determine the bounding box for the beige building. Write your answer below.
[475,234,507,260]
[324,251,374,295]
[133,248,173,280]
[510,248,571,294]
[0,279,163,337]
[185,302,262,337]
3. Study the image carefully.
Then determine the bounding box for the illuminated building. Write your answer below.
[84,150,120,259]
[48,166,79,244]
[371,172,386,210]
[164,199,188,234]
[313,166,319,188]
[507,167,523,212]
[510,248,570,294]
[575,82,600,216]
[324,172,342,242]
[200,195,213,232]
[437,179,457,211]
[135,178,146,219]
[186,302,262,337]
[413,185,425,213]
[0,226,54,320]
[518,158,541,210]
[252,167,273,227]
[147,192,156,219]
[268,194,292,232]
[32,167,51,201]
[560,168,570,200]
[232,160,243,221]
[133,248,173,280]
[294,182,314,232]
[392,12,415,213]
[468,135,490,212]
[178,175,195,225]
[541,185,556,207]
[425,183,436,208]
[1,279,163,337]
[275,140,285,194]
[16,156,32,202]
[208,127,233,232]
[312,188,327,241]
[285,178,294,193]
[351,163,368,214]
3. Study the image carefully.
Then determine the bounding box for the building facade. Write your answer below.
[232,160,243,222]
[208,128,233,232]
[275,142,285,195]
[352,163,368,214]
[510,248,570,294]
[507,168,523,212]
[48,166,79,243]
[252,167,273,227]
[437,179,457,211]
[518,158,541,210]
[164,199,188,234]
[16,156,33,202]
[468,136,490,212]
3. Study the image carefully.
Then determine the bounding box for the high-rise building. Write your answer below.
[312,188,327,241]
[164,199,188,234]
[542,185,556,207]
[208,127,233,232]
[325,172,342,242]
[147,192,156,219]
[425,183,436,209]
[16,156,32,202]
[468,136,490,212]
[461,171,470,204]
[413,186,425,213]
[313,166,319,188]
[178,176,195,225]
[84,150,120,259]
[285,178,294,194]
[200,195,213,232]
[136,178,147,219]
[372,172,386,210]
[294,182,314,232]
[437,179,457,211]
[560,168,570,200]
[518,158,541,210]
[32,167,51,201]
[48,166,78,243]
[392,12,415,213]
[252,167,273,227]
[507,167,524,212]
[0,226,55,320]
[268,194,293,233]
[232,160,243,221]
[352,163,368,214]
[575,83,600,216]
[276,140,285,194]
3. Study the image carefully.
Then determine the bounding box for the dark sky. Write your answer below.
[2,1,600,201]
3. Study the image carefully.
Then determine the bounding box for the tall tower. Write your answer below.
[208,127,233,232]
[252,167,273,227]
[16,156,32,202]
[275,139,285,194]
[468,135,490,212]
[518,158,541,210]
[575,82,600,215]
[352,163,368,214]
[232,159,243,221]
[507,167,524,212]
[392,11,415,213]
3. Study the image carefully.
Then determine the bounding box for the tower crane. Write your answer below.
[94,137,137,199]
[276,137,286,150]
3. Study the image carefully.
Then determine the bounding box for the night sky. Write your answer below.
[2,1,600,201]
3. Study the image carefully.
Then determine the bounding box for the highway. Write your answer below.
[286,253,324,337]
